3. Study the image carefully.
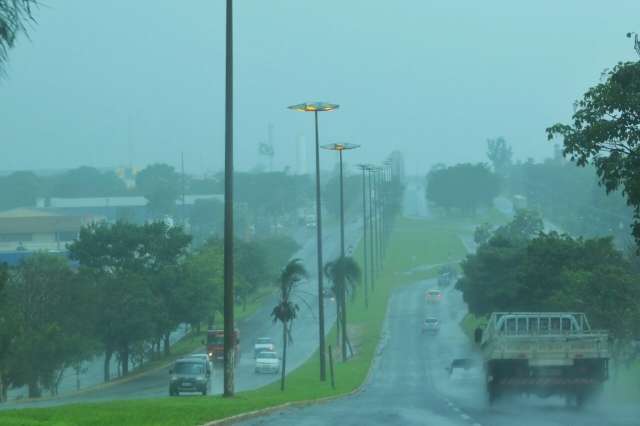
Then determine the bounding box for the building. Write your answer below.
[35,194,223,223]
[0,208,100,252]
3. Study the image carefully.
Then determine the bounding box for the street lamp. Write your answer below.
[357,164,370,309]
[321,142,360,361]
[366,166,377,289]
[627,32,640,57]
[287,101,339,381]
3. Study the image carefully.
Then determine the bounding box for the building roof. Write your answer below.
[36,194,223,209]
[0,208,94,234]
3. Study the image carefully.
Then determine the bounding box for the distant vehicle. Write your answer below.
[425,289,443,303]
[478,312,609,406]
[254,337,275,358]
[184,353,212,375]
[169,358,211,396]
[422,317,440,334]
[255,351,281,374]
[206,329,240,367]
[322,287,334,299]
[305,214,317,229]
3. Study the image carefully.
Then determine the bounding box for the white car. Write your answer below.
[254,337,275,358]
[255,351,280,374]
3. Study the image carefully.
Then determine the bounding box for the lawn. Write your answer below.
[0,216,466,426]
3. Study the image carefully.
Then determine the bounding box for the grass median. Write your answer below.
[0,216,466,426]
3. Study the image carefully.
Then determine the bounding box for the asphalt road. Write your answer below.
[239,184,640,426]
[1,219,361,409]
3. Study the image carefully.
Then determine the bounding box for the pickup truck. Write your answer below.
[477,312,609,406]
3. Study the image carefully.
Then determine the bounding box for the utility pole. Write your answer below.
[181,152,186,226]
[222,0,235,397]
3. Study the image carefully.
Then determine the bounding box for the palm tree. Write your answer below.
[271,258,307,391]
[0,0,37,72]
[324,256,361,361]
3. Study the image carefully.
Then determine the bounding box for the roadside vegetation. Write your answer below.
[0,213,467,426]
[0,224,298,400]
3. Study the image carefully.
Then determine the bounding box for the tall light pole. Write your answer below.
[321,143,360,361]
[627,32,640,57]
[357,164,370,309]
[223,0,235,397]
[288,102,338,381]
[367,166,376,290]
[375,167,383,270]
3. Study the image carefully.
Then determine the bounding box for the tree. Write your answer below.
[271,259,307,391]
[6,253,93,397]
[426,163,500,214]
[189,198,224,243]
[68,221,188,380]
[324,256,361,361]
[486,137,513,177]
[547,61,640,247]
[0,1,36,73]
[0,171,40,210]
[48,166,127,198]
[136,164,180,218]
[0,262,13,402]
[473,223,493,246]
[323,174,360,219]
[493,209,543,242]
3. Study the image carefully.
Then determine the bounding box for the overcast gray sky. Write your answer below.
[1,0,639,176]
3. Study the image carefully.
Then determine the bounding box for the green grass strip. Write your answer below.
[0,216,466,426]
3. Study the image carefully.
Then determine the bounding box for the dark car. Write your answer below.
[169,358,211,396]
[422,317,440,334]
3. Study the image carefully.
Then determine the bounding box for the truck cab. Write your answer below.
[207,328,240,367]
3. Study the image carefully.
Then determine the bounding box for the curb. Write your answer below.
[202,297,391,426]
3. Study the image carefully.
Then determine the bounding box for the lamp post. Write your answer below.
[288,102,338,381]
[223,0,235,397]
[357,164,370,309]
[367,166,376,290]
[375,167,383,270]
[321,143,360,361]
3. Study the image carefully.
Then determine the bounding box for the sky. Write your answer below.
[1,0,639,176]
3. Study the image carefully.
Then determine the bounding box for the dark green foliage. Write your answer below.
[486,137,513,177]
[426,163,500,214]
[48,167,128,198]
[0,171,39,210]
[547,61,640,247]
[189,198,224,242]
[508,159,632,244]
[136,164,181,218]
[473,223,493,246]
[271,259,307,325]
[493,209,543,242]
[5,254,94,397]
[459,221,640,339]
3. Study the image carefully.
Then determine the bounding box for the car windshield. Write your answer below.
[207,334,224,345]
[256,338,272,344]
[173,362,203,375]
[425,319,438,323]
[258,352,277,359]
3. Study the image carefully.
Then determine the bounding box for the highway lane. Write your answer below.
[239,273,640,426]
[239,184,640,426]
[1,220,361,409]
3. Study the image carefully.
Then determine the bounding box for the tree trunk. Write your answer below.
[104,348,113,383]
[0,372,5,402]
[121,346,130,376]
[280,321,287,391]
[27,377,40,398]
[164,333,171,356]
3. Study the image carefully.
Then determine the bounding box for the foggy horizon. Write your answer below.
[1,1,639,174]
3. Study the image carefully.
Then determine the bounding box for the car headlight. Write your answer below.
[170,375,178,382]
[196,376,206,382]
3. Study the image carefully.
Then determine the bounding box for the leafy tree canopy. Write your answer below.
[426,163,500,214]
[547,61,640,247]
[135,164,181,218]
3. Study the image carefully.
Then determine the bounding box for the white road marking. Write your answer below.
[461,414,471,420]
